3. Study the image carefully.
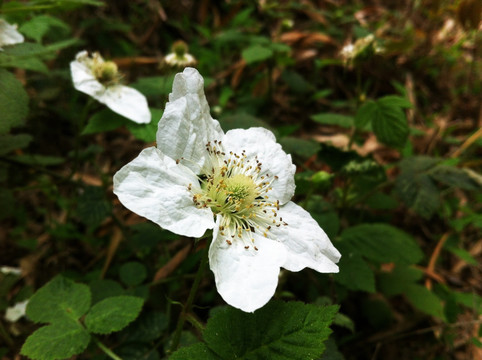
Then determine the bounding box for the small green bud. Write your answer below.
[311,171,333,190]
[172,40,188,58]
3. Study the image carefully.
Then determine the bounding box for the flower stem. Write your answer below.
[168,245,209,354]
[93,337,123,360]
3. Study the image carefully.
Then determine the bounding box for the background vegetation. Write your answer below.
[1,0,481,359]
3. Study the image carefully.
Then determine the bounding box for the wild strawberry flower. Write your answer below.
[113,68,340,312]
[70,50,151,124]
[0,19,24,49]
[164,40,197,68]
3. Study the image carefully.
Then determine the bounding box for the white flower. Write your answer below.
[70,51,151,124]
[114,68,341,312]
[5,300,28,322]
[164,40,197,68]
[0,19,24,49]
[0,266,21,276]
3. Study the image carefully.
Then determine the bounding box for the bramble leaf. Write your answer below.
[84,296,143,334]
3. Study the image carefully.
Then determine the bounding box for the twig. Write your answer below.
[425,232,450,290]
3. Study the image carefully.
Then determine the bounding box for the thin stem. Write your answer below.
[168,245,209,354]
[93,337,123,360]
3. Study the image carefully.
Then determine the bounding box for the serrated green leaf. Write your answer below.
[170,342,220,360]
[378,265,424,297]
[26,275,91,324]
[372,101,409,148]
[278,137,320,159]
[378,95,412,109]
[0,134,32,155]
[405,284,445,319]
[242,45,273,64]
[122,311,168,342]
[311,113,354,128]
[340,223,424,265]
[116,342,161,360]
[333,245,375,292]
[126,108,162,142]
[89,279,124,305]
[0,69,29,134]
[395,156,442,218]
[21,319,90,360]
[119,262,147,286]
[355,100,377,129]
[19,15,71,43]
[82,109,128,135]
[430,165,481,191]
[178,301,338,360]
[85,296,143,334]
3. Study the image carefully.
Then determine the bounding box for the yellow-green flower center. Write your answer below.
[186,140,287,250]
[92,59,119,85]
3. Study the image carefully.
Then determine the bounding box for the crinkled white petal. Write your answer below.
[70,52,106,99]
[156,67,224,174]
[164,53,196,67]
[0,19,24,48]
[271,201,341,273]
[113,147,215,237]
[209,216,288,312]
[101,85,151,124]
[223,127,296,205]
[5,300,28,322]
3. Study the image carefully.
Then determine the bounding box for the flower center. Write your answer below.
[187,140,287,250]
[90,55,120,86]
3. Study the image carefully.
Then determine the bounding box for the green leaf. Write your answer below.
[131,75,175,97]
[119,262,147,286]
[84,296,143,334]
[311,113,354,128]
[372,98,409,148]
[355,97,409,147]
[242,45,273,64]
[354,100,377,129]
[278,137,320,159]
[395,156,441,218]
[122,311,168,342]
[219,113,273,132]
[82,109,128,135]
[172,301,338,360]
[340,223,424,265]
[0,134,32,155]
[126,108,162,142]
[0,69,29,134]
[21,319,90,360]
[26,275,91,324]
[404,284,445,319]
[430,165,481,191]
[170,343,220,360]
[19,15,71,43]
[378,95,412,108]
[333,244,375,292]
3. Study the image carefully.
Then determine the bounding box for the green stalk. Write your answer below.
[93,337,123,360]
[168,245,209,354]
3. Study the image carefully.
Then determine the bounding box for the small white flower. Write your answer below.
[5,300,28,322]
[70,51,151,124]
[0,266,21,276]
[164,40,197,68]
[340,34,383,67]
[114,68,340,312]
[0,19,24,49]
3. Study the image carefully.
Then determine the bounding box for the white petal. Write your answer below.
[0,266,21,275]
[0,19,24,48]
[223,127,296,204]
[5,300,28,322]
[156,67,224,174]
[209,216,287,312]
[70,52,105,99]
[101,85,151,124]
[270,201,340,273]
[113,147,215,237]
